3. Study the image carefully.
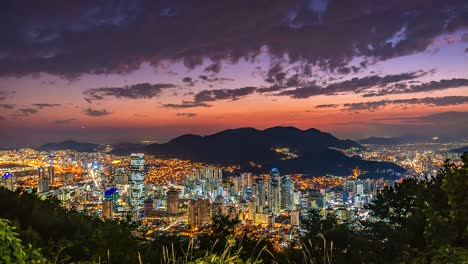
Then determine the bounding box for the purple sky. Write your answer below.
[0,0,467,147]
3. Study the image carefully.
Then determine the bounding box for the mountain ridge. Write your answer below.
[145,126,403,177]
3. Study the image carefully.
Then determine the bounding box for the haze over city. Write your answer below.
[0,0,467,147]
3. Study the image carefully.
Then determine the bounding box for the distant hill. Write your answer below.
[146,126,404,177]
[109,142,147,156]
[450,146,468,154]
[38,140,103,152]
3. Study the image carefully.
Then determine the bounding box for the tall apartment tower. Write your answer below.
[37,167,49,193]
[166,188,180,215]
[256,178,266,209]
[187,198,211,229]
[268,168,281,214]
[129,153,145,216]
[48,166,55,186]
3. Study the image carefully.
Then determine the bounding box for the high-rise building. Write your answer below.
[143,199,153,217]
[281,175,294,210]
[268,168,281,214]
[104,188,119,212]
[290,210,300,226]
[48,166,55,186]
[166,188,180,215]
[102,199,113,219]
[37,167,49,193]
[212,197,224,218]
[309,190,325,210]
[187,198,211,229]
[129,153,145,216]
[356,184,364,196]
[256,178,265,209]
[1,172,14,191]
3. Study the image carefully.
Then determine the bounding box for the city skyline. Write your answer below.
[1,1,467,147]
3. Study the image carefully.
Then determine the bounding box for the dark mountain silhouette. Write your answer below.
[38,140,103,152]
[109,142,147,156]
[146,126,404,177]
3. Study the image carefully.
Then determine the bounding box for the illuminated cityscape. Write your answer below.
[0,1,467,263]
[0,138,465,253]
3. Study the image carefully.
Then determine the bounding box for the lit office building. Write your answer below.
[37,167,49,193]
[255,178,266,209]
[268,168,281,214]
[129,153,145,216]
[104,188,119,212]
[281,175,294,210]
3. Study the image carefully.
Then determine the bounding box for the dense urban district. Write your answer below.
[0,136,467,263]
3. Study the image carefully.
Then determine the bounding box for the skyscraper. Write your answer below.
[268,168,281,214]
[129,153,145,216]
[166,188,180,215]
[102,199,113,219]
[48,166,55,186]
[187,198,211,229]
[37,167,49,193]
[256,178,265,209]
[281,175,294,210]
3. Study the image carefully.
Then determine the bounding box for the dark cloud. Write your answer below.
[363,78,468,97]
[203,63,221,74]
[83,108,111,117]
[0,115,4,121]
[176,113,197,117]
[341,96,468,112]
[83,83,175,102]
[55,118,77,124]
[193,87,257,102]
[198,75,234,83]
[18,108,39,116]
[1,1,466,77]
[315,104,339,109]
[461,33,468,42]
[182,77,193,83]
[0,104,15,109]
[278,71,428,98]
[162,101,212,109]
[32,103,61,109]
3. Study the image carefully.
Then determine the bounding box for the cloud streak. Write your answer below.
[83,108,111,117]
[32,103,61,109]
[162,101,212,109]
[176,113,197,117]
[84,83,176,102]
[55,118,77,124]
[341,96,468,112]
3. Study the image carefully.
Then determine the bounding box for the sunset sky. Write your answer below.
[0,0,467,147]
